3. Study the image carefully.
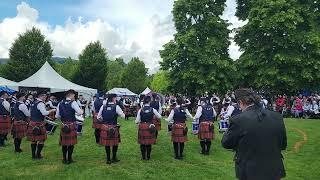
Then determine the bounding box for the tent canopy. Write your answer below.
[0,77,18,91]
[107,88,137,96]
[141,87,153,95]
[18,62,97,95]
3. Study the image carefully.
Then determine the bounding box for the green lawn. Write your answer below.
[0,118,319,180]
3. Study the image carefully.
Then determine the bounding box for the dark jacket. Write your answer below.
[222,105,287,180]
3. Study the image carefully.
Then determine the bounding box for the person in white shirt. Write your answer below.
[12,92,30,152]
[0,91,11,146]
[310,101,319,117]
[135,96,162,160]
[166,97,193,160]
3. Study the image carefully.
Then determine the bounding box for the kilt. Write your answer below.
[198,121,214,140]
[27,121,47,142]
[59,122,77,146]
[124,106,130,116]
[172,123,188,143]
[0,115,11,135]
[99,124,120,146]
[92,113,101,129]
[138,123,156,145]
[12,120,27,139]
[152,116,161,131]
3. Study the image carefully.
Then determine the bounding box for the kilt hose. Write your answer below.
[172,123,188,143]
[0,115,11,135]
[152,116,161,131]
[138,123,156,145]
[12,120,27,139]
[198,121,215,140]
[59,122,77,146]
[27,121,47,142]
[99,124,120,146]
[92,113,101,129]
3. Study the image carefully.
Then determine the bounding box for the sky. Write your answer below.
[0,0,246,73]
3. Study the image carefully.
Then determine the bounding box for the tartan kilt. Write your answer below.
[0,115,11,134]
[99,124,120,146]
[12,120,27,139]
[171,123,188,143]
[124,106,131,116]
[59,122,77,146]
[92,113,101,129]
[152,116,161,131]
[198,121,214,140]
[27,121,47,142]
[138,123,156,145]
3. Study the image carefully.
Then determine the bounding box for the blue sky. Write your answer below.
[0,0,244,73]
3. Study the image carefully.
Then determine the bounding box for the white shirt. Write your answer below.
[55,98,83,118]
[220,105,235,119]
[97,103,125,119]
[0,98,10,112]
[46,100,57,109]
[194,105,217,120]
[36,98,50,116]
[210,96,221,105]
[135,104,162,124]
[166,105,193,124]
[18,101,30,117]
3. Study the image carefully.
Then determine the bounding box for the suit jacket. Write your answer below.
[222,105,287,180]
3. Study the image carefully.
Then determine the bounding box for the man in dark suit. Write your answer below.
[222,89,287,180]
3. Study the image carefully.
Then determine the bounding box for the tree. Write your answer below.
[160,0,236,95]
[3,27,53,81]
[73,41,108,91]
[150,71,170,94]
[54,57,79,81]
[105,58,126,90]
[121,57,148,93]
[235,0,320,94]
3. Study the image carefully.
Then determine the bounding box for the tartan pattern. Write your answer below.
[138,123,156,145]
[99,124,120,146]
[92,113,101,129]
[152,116,161,131]
[59,122,77,146]
[198,121,214,140]
[12,120,27,139]
[124,106,131,116]
[27,121,47,142]
[171,123,188,143]
[0,115,11,134]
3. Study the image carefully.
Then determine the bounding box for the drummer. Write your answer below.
[122,96,132,121]
[194,97,216,155]
[12,92,30,153]
[135,96,162,160]
[93,92,105,144]
[0,91,11,147]
[150,93,162,139]
[166,97,193,160]
[27,91,56,160]
[46,95,57,121]
[97,93,125,164]
[55,89,83,164]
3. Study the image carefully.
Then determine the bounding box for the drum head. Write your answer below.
[75,115,84,122]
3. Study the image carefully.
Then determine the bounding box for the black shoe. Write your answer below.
[175,156,180,160]
[68,159,76,164]
[62,159,68,164]
[200,151,205,155]
[106,160,112,164]
[205,151,210,155]
[112,158,120,163]
[37,154,43,159]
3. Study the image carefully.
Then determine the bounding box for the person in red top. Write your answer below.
[292,97,303,118]
[275,95,285,114]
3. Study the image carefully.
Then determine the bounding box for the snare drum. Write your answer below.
[219,119,228,132]
[192,121,199,135]
[45,119,58,135]
[76,121,83,135]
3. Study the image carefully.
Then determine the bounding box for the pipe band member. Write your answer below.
[97,93,125,164]
[122,96,132,121]
[194,97,217,155]
[135,96,162,160]
[0,91,11,147]
[27,91,55,160]
[150,93,162,139]
[93,92,105,144]
[12,92,30,152]
[167,97,193,160]
[56,89,83,164]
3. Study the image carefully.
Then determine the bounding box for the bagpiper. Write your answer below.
[12,92,30,152]
[150,93,162,139]
[97,94,125,164]
[0,91,11,147]
[194,97,216,155]
[135,96,162,160]
[92,92,105,144]
[55,90,83,164]
[167,97,193,160]
[27,91,55,159]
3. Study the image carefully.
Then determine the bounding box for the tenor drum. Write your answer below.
[219,119,228,132]
[45,119,58,135]
[192,121,199,135]
[76,121,83,135]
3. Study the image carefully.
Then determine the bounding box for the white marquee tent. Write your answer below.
[141,87,152,95]
[0,77,19,91]
[107,88,137,96]
[17,62,97,95]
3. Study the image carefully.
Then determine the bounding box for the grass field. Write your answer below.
[0,118,319,180]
